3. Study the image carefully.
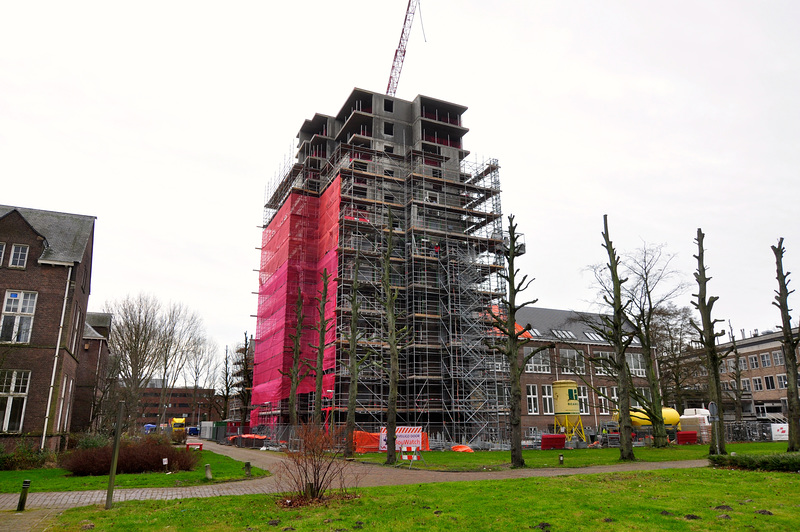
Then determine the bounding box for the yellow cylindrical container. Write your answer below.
[553,380,580,425]
[628,407,682,427]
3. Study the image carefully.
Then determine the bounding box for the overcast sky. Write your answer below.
[3,1,799,359]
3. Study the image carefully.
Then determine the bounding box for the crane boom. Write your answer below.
[386,0,418,97]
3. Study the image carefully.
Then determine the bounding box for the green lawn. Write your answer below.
[53,468,800,531]
[353,442,786,471]
[0,450,267,493]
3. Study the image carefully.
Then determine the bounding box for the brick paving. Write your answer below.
[0,438,708,531]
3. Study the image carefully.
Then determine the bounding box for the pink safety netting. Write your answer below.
[251,177,341,427]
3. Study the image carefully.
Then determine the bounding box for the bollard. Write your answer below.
[17,480,31,512]
[205,464,213,480]
[558,454,564,465]
[244,461,251,477]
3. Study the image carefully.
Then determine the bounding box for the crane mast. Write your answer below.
[386,0,418,97]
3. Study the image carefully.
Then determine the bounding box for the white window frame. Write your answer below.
[578,385,590,415]
[9,244,29,268]
[626,352,646,377]
[752,377,763,391]
[749,355,759,369]
[765,375,776,390]
[524,347,550,373]
[777,374,788,389]
[594,351,614,376]
[1,291,38,344]
[773,351,785,367]
[738,357,747,371]
[598,386,610,414]
[559,348,585,375]
[741,378,751,391]
[584,331,605,342]
[727,359,736,372]
[761,353,771,368]
[0,243,5,264]
[611,386,619,409]
[0,369,31,433]
[526,384,539,415]
[542,385,554,415]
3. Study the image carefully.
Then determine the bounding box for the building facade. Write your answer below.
[137,381,221,428]
[254,88,506,443]
[0,205,96,450]
[515,307,649,436]
[714,329,800,423]
[70,312,112,433]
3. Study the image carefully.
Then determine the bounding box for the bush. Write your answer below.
[709,452,800,472]
[0,442,53,470]
[74,433,111,450]
[62,436,200,476]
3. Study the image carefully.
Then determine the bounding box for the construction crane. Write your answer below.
[386,0,420,97]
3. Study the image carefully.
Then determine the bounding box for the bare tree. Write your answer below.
[216,346,236,420]
[622,244,684,448]
[103,294,163,432]
[343,254,371,457]
[379,209,408,465]
[488,214,552,468]
[310,268,335,425]
[652,305,699,413]
[156,303,205,426]
[282,287,310,427]
[690,228,726,455]
[771,238,800,452]
[183,339,218,426]
[724,321,745,422]
[599,215,636,461]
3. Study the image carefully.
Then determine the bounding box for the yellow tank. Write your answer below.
[552,380,585,442]
[628,407,681,427]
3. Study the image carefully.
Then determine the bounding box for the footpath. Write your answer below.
[0,438,709,531]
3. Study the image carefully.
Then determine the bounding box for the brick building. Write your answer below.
[515,307,649,436]
[714,328,800,422]
[70,312,112,433]
[0,205,96,450]
[136,380,222,428]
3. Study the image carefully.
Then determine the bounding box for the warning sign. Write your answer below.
[379,426,422,451]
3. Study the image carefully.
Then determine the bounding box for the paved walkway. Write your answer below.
[0,439,709,531]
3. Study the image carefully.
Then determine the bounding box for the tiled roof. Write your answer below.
[0,205,95,264]
[515,307,615,345]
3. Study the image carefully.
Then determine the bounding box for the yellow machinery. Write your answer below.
[553,380,586,442]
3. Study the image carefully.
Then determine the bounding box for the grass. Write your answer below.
[353,442,786,471]
[0,450,267,493]
[52,467,800,531]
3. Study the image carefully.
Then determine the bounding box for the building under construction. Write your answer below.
[253,88,507,444]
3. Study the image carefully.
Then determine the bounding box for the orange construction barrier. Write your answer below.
[451,444,473,453]
[353,430,430,453]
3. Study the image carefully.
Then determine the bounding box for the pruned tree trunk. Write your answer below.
[691,228,726,455]
[311,269,334,426]
[771,238,800,452]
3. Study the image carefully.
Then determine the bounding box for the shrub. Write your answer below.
[62,437,200,476]
[0,442,54,470]
[709,452,800,472]
[74,433,111,450]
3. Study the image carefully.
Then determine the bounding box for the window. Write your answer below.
[721,381,730,391]
[778,374,788,389]
[761,353,771,368]
[773,351,785,366]
[594,351,614,376]
[0,370,31,432]
[611,387,619,409]
[598,386,610,414]
[741,378,751,391]
[719,361,726,374]
[626,353,646,377]
[524,347,550,373]
[578,386,590,415]
[765,375,776,390]
[749,355,759,369]
[383,99,393,113]
[0,243,5,264]
[584,331,605,342]
[384,122,394,136]
[559,349,585,374]
[1,291,38,343]
[752,377,763,391]
[9,245,29,268]
[384,169,395,177]
[552,329,577,340]
[542,385,554,415]
[383,145,394,154]
[728,359,736,372]
[739,358,747,371]
[526,384,539,415]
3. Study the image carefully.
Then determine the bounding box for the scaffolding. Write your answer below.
[254,89,506,445]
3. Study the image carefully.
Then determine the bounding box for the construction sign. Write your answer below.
[379,426,422,451]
